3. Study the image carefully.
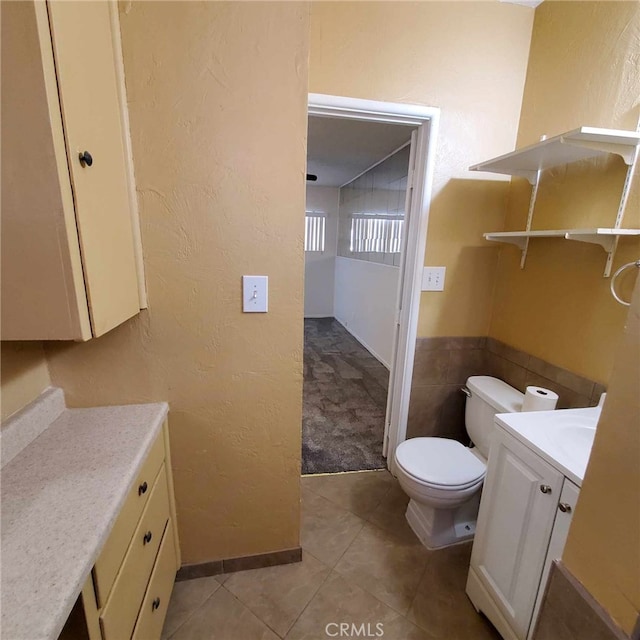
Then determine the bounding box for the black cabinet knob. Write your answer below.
[138,481,148,496]
[78,150,93,167]
[152,597,161,611]
[143,531,152,545]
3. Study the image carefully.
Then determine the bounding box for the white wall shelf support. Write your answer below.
[475,124,640,277]
[520,165,542,267]
[566,137,638,166]
[484,229,640,277]
[564,230,618,252]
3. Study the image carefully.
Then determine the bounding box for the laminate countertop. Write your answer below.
[1,394,169,640]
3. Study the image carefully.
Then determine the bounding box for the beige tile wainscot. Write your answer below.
[0,390,180,640]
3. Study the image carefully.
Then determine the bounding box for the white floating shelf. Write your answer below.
[485,228,640,249]
[471,127,640,184]
[484,230,567,250]
[484,228,640,276]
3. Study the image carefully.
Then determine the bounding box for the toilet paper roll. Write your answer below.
[521,386,559,412]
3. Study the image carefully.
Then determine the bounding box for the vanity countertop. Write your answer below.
[495,405,601,487]
[1,398,169,640]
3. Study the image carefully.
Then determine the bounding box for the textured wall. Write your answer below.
[309,1,534,338]
[45,2,309,564]
[562,279,640,636]
[1,342,50,421]
[489,1,640,383]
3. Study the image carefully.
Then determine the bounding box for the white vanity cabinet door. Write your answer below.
[528,478,580,638]
[469,427,564,639]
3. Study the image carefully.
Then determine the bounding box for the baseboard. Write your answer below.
[176,546,302,582]
[304,314,334,319]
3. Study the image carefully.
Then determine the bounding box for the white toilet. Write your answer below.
[394,375,523,549]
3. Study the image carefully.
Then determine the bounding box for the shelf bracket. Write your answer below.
[564,233,618,278]
[518,168,542,268]
[564,233,616,252]
[518,171,539,185]
[563,138,638,165]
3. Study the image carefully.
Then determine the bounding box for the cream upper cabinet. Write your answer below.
[1,0,143,340]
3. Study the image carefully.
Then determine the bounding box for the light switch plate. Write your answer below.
[422,267,446,291]
[243,275,268,312]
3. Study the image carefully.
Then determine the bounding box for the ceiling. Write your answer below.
[306,116,416,188]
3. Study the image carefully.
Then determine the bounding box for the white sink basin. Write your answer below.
[495,406,602,486]
[551,424,596,469]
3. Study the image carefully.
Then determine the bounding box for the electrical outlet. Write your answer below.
[422,267,446,291]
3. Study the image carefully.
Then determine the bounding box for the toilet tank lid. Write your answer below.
[466,376,523,413]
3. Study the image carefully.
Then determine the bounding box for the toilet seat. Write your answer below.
[395,437,486,490]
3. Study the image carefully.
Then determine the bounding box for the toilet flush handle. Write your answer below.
[461,386,472,398]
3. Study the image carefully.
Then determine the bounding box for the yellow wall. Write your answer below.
[1,342,51,421]
[489,1,640,384]
[563,276,640,635]
[309,1,534,337]
[44,2,309,564]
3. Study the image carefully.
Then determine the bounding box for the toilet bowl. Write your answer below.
[394,376,523,549]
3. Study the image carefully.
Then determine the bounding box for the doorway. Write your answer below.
[303,94,440,474]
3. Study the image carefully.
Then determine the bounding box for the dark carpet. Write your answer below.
[302,318,389,474]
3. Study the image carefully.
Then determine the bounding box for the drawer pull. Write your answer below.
[558,502,572,513]
[143,531,153,545]
[78,150,93,167]
[152,597,161,612]
[138,481,148,496]
[539,484,552,495]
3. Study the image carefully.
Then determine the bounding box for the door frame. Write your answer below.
[307,93,440,470]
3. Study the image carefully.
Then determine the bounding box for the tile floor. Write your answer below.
[162,471,500,640]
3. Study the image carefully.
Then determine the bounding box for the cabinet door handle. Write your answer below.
[138,481,148,496]
[152,597,161,611]
[539,484,552,494]
[78,150,93,167]
[558,502,572,513]
[143,531,153,545]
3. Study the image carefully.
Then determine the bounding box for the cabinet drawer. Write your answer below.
[94,433,165,605]
[132,522,178,640]
[100,465,170,640]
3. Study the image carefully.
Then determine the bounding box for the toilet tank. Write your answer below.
[465,376,524,459]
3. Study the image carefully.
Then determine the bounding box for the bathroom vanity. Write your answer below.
[466,406,601,640]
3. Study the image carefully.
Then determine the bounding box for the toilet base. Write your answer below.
[405,492,481,550]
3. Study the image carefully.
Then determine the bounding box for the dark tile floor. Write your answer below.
[161,471,501,640]
[302,318,389,474]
